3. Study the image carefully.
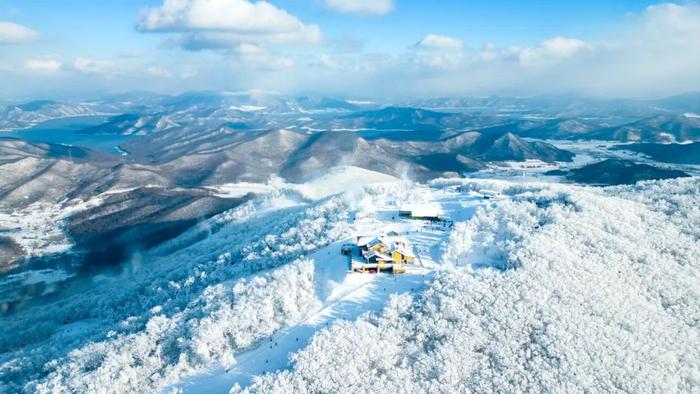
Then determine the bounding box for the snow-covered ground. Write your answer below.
[543,139,700,175]
[0,200,97,259]
[205,166,398,200]
[0,193,108,266]
[0,166,396,267]
[2,176,698,394]
[239,177,700,393]
[169,185,478,393]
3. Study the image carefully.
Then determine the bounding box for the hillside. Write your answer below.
[550,159,690,185]
[326,106,472,132]
[0,101,101,130]
[0,138,244,266]
[77,113,180,135]
[120,127,573,184]
[2,177,697,393]
[240,177,700,393]
[613,142,700,164]
[474,118,602,140]
[590,114,700,143]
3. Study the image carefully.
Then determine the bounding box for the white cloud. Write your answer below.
[319,53,337,68]
[72,57,120,76]
[319,4,697,97]
[4,2,700,99]
[232,43,295,70]
[138,0,321,48]
[538,36,587,57]
[24,58,62,73]
[412,52,464,70]
[415,34,463,51]
[518,37,588,65]
[642,2,700,33]
[147,66,173,78]
[394,3,700,97]
[168,25,321,50]
[0,21,39,44]
[409,34,465,71]
[324,0,394,16]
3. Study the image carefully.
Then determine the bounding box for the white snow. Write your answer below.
[345,100,375,106]
[229,105,266,112]
[3,177,699,394]
[292,166,398,200]
[206,167,398,201]
[0,202,74,258]
[399,203,444,218]
[241,177,700,394]
[496,159,557,170]
[17,269,74,286]
[167,183,478,393]
[205,183,274,199]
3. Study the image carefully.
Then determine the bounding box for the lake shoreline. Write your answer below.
[2,114,138,155]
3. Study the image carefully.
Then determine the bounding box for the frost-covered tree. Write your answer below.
[1,193,350,393]
[243,178,700,394]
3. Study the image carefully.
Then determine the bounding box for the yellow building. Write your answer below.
[391,249,415,263]
[366,238,389,253]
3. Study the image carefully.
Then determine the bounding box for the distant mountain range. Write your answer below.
[3,92,700,143]
[548,159,689,185]
[326,107,473,132]
[409,92,700,117]
[0,121,573,265]
[1,90,698,290]
[468,113,700,143]
[0,137,244,266]
[0,92,377,132]
[612,142,700,164]
[119,127,573,183]
[0,100,101,130]
[77,113,180,135]
[588,114,700,143]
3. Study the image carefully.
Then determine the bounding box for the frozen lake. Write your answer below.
[3,115,136,154]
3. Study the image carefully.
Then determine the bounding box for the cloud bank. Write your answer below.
[5,2,700,99]
[138,0,322,48]
[306,2,700,98]
[24,58,62,73]
[0,21,39,44]
[415,34,463,51]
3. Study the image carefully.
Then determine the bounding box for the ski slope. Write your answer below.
[168,186,485,393]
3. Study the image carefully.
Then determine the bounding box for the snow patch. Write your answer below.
[292,166,398,200]
[229,105,266,112]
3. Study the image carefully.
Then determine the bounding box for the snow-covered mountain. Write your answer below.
[1,91,699,394]
[0,138,244,268]
[1,176,697,393]
[590,114,700,143]
[613,142,700,165]
[0,100,103,130]
[548,158,690,185]
[240,177,700,394]
[118,127,573,183]
[410,93,700,118]
[77,113,180,135]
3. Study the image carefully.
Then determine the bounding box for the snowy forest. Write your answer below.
[1,177,698,393]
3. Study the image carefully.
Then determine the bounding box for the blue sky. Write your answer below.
[1,0,659,54]
[0,0,698,99]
